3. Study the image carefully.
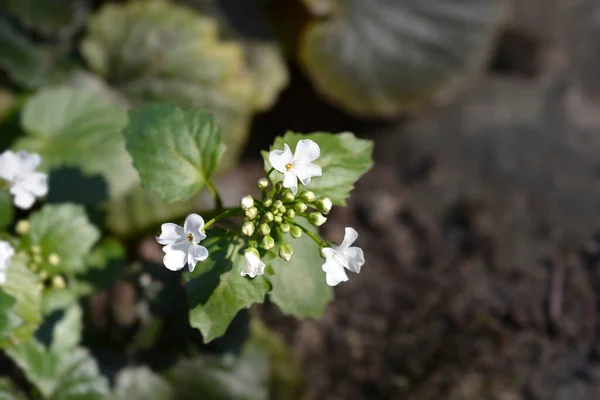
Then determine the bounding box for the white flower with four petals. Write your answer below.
[0,151,48,209]
[156,214,209,272]
[321,227,365,286]
[241,249,265,278]
[269,139,322,195]
[0,240,15,285]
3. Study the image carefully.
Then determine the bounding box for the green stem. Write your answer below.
[267,167,275,177]
[288,220,325,247]
[203,207,242,231]
[206,179,223,210]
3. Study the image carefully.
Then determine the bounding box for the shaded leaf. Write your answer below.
[47,168,109,206]
[1,0,87,36]
[113,367,172,400]
[0,192,14,230]
[0,378,26,400]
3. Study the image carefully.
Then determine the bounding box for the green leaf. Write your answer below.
[1,254,42,346]
[262,132,374,206]
[49,304,82,353]
[268,224,332,318]
[1,0,86,35]
[0,192,14,230]
[15,86,138,199]
[124,103,225,203]
[113,367,173,400]
[6,341,110,399]
[26,204,100,275]
[185,232,269,343]
[0,289,20,343]
[0,377,26,400]
[299,0,504,116]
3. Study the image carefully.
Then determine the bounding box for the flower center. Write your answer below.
[187,233,194,242]
[285,163,293,171]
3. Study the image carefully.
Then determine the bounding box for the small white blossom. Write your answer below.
[269,139,322,195]
[241,249,265,278]
[0,151,48,209]
[0,240,15,285]
[156,214,209,272]
[321,227,365,286]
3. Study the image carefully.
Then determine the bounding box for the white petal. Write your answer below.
[291,162,322,186]
[241,252,265,278]
[282,170,298,194]
[339,227,359,250]
[20,172,48,197]
[156,223,186,245]
[162,242,189,271]
[293,139,320,164]
[10,186,35,209]
[187,243,209,272]
[0,151,17,181]
[322,257,348,286]
[0,241,14,270]
[15,151,41,174]
[268,144,293,173]
[0,271,6,285]
[342,247,365,273]
[184,213,206,242]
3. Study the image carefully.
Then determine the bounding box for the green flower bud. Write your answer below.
[265,211,274,222]
[52,275,66,290]
[39,271,48,281]
[275,182,283,190]
[15,220,30,235]
[259,223,271,236]
[279,223,290,233]
[48,254,60,266]
[294,202,308,214]
[240,195,254,210]
[285,209,296,219]
[273,200,283,209]
[263,199,272,207]
[242,221,255,237]
[262,235,275,250]
[299,191,315,202]
[257,178,269,190]
[245,247,260,258]
[315,197,333,214]
[274,215,283,223]
[245,206,258,220]
[279,244,294,261]
[283,192,295,202]
[308,212,327,227]
[279,206,286,214]
[290,226,303,238]
[31,245,41,254]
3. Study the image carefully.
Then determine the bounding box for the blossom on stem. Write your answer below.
[0,240,14,285]
[0,151,48,209]
[269,140,322,195]
[241,248,265,278]
[156,214,209,272]
[321,227,365,286]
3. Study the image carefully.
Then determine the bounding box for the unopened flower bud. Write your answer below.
[308,212,327,227]
[273,200,283,209]
[263,199,272,207]
[290,226,303,238]
[294,202,307,214]
[279,244,294,261]
[285,209,296,219]
[278,206,286,214]
[31,245,41,254]
[257,178,269,190]
[299,191,315,202]
[279,223,290,233]
[33,254,42,264]
[275,182,283,190]
[265,211,274,222]
[39,271,48,280]
[15,220,30,235]
[240,195,254,210]
[274,215,283,223]
[283,192,295,202]
[259,223,271,236]
[245,206,258,220]
[48,253,60,266]
[52,275,66,290]
[315,197,332,214]
[262,235,275,250]
[242,221,255,237]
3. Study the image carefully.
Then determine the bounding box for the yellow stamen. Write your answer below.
[187,233,194,242]
[285,163,293,171]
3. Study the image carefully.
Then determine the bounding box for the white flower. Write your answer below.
[0,151,48,210]
[0,240,15,285]
[321,227,365,286]
[156,214,209,272]
[269,139,322,195]
[241,249,265,278]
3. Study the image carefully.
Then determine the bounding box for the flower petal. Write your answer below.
[187,243,209,272]
[339,227,359,250]
[268,144,293,173]
[0,151,17,181]
[15,151,41,174]
[241,252,265,278]
[282,170,299,194]
[184,213,206,242]
[291,162,322,186]
[156,223,186,245]
[20,172,48,197]
[342,247,365,273]
[293,139,320,164]
[162,243,188,271]
[322,257,348,286]
[10,186,35,209]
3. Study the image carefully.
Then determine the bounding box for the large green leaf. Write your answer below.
[185,232,270,343]
[262,132,374,206]
[299,0,504,116]
[15,87,138,199]
[6,341,110,400]
[124,103,225,203]
[0,289,19,343]
[113,367,172,400]
[26,204,100,275]
[268,224,332,318]
[49,304,82,353]
[81,1,286,166]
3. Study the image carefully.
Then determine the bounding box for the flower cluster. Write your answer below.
[155,139,365,286]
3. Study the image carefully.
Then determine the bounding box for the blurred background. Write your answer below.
[3,0,600,399]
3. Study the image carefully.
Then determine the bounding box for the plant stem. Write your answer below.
[287,220,325,247]
[267,167,275,177]
[203,207,242,231]
[206,179,223,210]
